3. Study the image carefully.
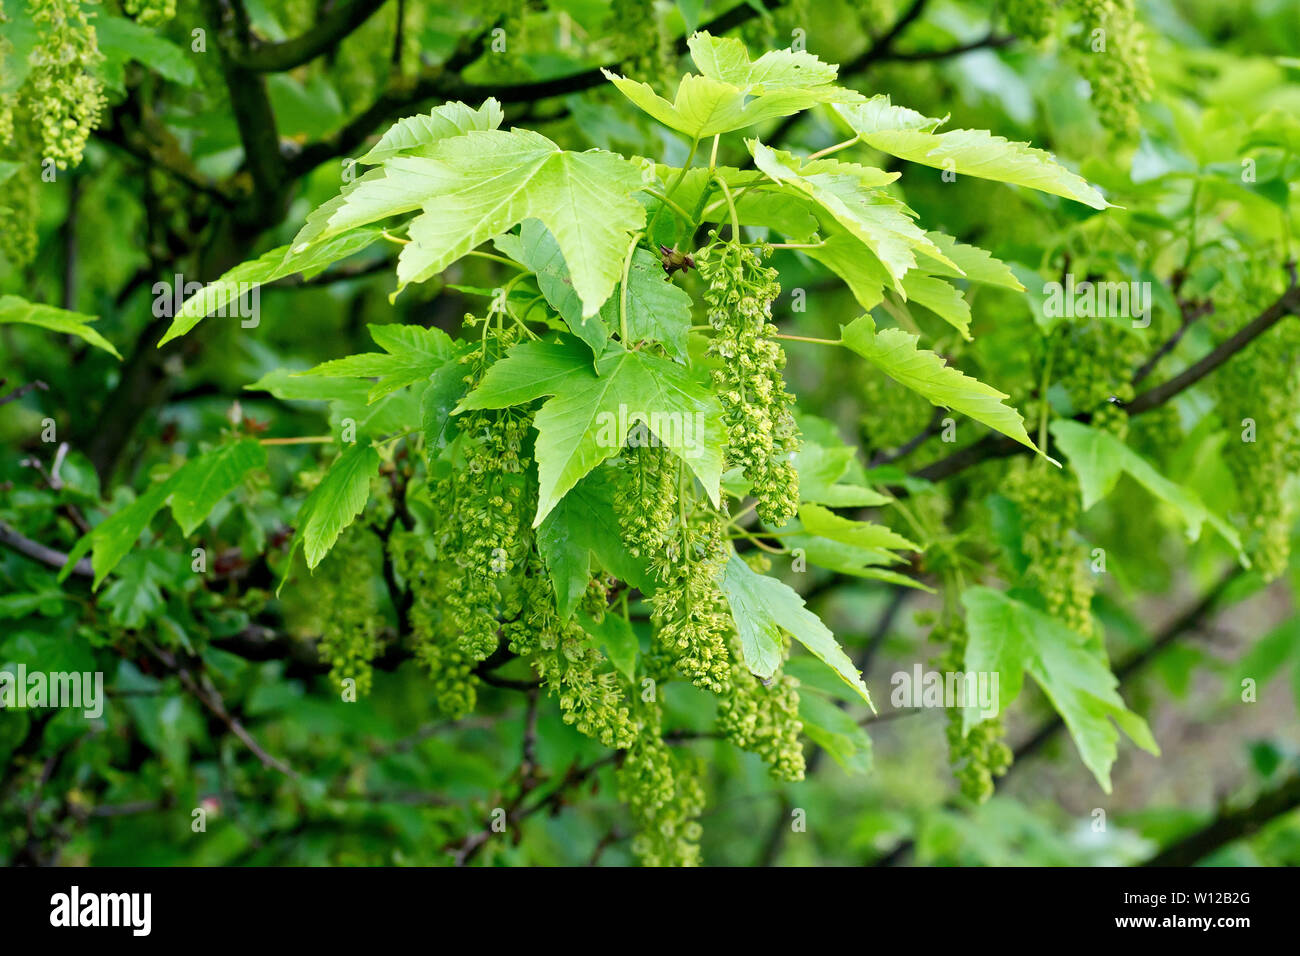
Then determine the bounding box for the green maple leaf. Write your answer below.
[1050,420,1245,559]
[494,219,609,357]
[720,552,872,704]
[841,314,1045,456]
[157,228,383,346]
[397,129,646,315]
[834,96,1109,209]
[296,323,459,402]
[748,141,956,292]
[598,249,694,362]
[0,295,121,359]
[169,439,267,535]
[280,443,380,591]
[358,98,503,164]
[536,467,652,619]
[457,339,723,526]
[60,439,266,588]
[604,32,862,139]
[961,586,1159,793]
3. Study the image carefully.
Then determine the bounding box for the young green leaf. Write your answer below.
[157,228,382,345]
[598,248,693,362]
[280,443,381,591]
[918,233,1024,291]
[297,323,458,402]
[961,586,1159,793]
[61,439,266,587]
[797,503,919,553]
[494,219,609,357]
[0,295,121,359]
[901,273,972,340]
[536,468,653,619]
[841,314,1045,456]
[578,609,640,684]
[458,341,724,525]
[395,129,647,315]
[798,691,874,773]
[61,477,177,589]
[748,141,955,291]
[720,551,873,705]
[95,16,199,92]
[604,32,861,139]
[358,98,504,165]
[168,439,267,536]
[834,96,1109,209]
[1050,419,1245,559]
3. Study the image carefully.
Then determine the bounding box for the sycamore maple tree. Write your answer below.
[2,0,1299,867]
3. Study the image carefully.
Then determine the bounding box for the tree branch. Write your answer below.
[287,0,788,177]
[200,0,289,226]
[228,0,391,72]
[911,268,1300,485]
[1142,768,1300,866]
[0,520,91,577]
[1126,272,1300,415]
[0,379,48,407]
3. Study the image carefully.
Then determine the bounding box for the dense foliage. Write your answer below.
[2,0,1299,867]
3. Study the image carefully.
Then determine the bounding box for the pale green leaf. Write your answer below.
[397,129,647,316]
[1050,419,1245,559]
[841,314,1043,455]
[719,553,785,680]
[918,233,1024,290]
[281,444,380,590]
[962,586,1159,793]
[721,552,872,704]
[748,142,954,291]
[834,96,1109,209]
[298,322,457,401]
[901,273,972,340]
[803,226,890,311]
[359,98,504,164]
[459,341,724,525]
[537,467,652,619]
[495,219,608,356]
[578,610,640,684]
[158,228,382,345]
[604,33,861,139]
[797,503,919,553]
[0,295,121,359]
[598,248,694,362]
[799,691,874,773]
[168,439,266,535]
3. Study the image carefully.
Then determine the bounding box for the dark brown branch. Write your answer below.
[1126,276,1300,415]
[287,0,788,177]
[884,32,1014,62]
[0,379,48,406]
[1130,297,1213,387]
[0,520,92,577]
[870,407,945,467]
[1142,769,1300,866]
[200,0,289,226]
[911,268,1300,486]
[95,116,235,206]
[841,0,930,73]
[228,0,391,72]
[144,641,296,777]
